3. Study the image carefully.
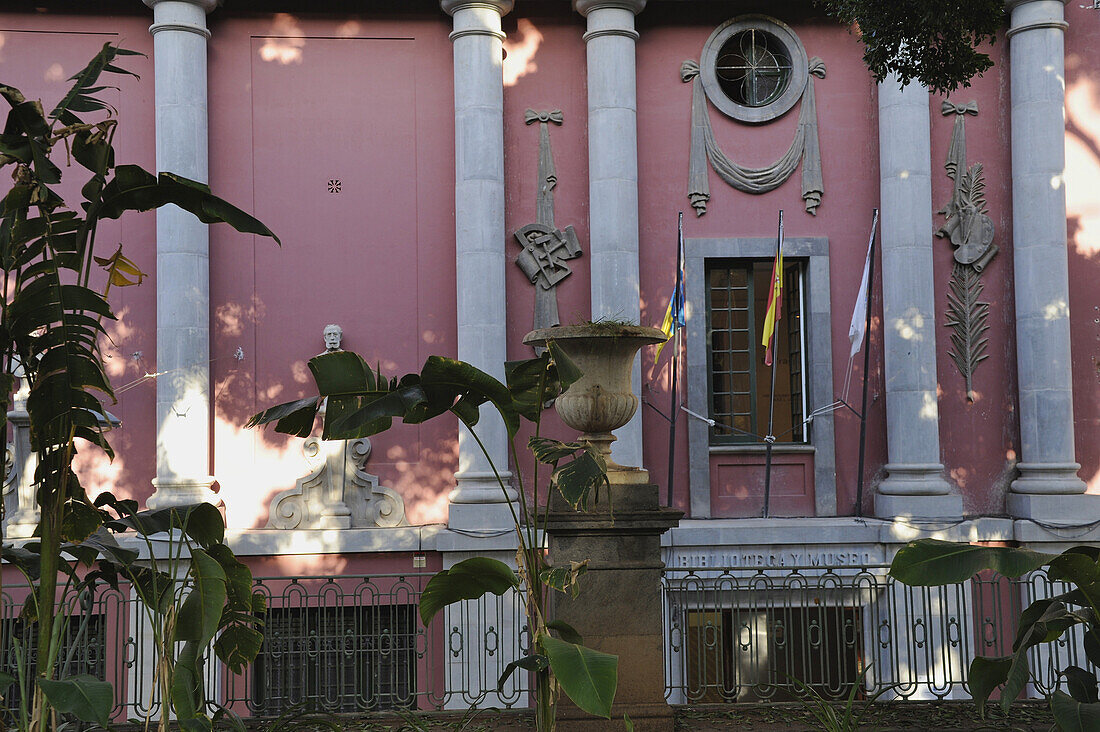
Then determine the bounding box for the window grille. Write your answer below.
[1,612,107,720]
[251,604,417,715]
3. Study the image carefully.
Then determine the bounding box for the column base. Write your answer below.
[1008,492,1100,524]
[874,493,964,520]
[878,463,955,496]
[1010,462,1087,495]
[4,513,40,539]
[148,476,219,509]
[449,470,518,531]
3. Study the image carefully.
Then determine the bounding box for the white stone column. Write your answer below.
[144,0,218,509]
[441,0,517,530]
[574,0,645,470]
[1005,0,1090,521]
[875,75,963,520]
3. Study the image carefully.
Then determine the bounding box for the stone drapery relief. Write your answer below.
[937,99,997,403]
[681,49,825,216]
[513,109,582,336]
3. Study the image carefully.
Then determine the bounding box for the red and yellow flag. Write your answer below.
[761,247,783,367]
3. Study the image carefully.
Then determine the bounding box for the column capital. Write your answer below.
[1005,0,1070,38]
[574,0,646,16]
[440,0,514,17]
[143,0,220,12]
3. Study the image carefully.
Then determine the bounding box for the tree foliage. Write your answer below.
[817,0,1005,94]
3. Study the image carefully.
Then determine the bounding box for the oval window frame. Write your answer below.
[700,15,809,125]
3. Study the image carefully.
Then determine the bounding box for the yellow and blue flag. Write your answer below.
[655,213,686,363]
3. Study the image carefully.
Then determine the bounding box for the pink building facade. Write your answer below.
[2,0,1099,711]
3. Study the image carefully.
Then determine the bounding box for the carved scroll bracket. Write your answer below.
[267,436,406,530]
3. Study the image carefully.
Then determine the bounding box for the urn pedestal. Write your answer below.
[525,325,682,731]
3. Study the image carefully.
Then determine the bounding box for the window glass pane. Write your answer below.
[707,259,807,445]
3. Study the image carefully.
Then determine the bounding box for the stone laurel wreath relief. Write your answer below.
[682,16,826,216]
[937,99,997,403]
[513,109,582,337]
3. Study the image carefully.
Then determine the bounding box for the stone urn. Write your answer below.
[524,323,666,484]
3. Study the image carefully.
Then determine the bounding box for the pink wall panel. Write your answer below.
[711,454,814,518]
[0,17,158,508]
[209,14,458,528]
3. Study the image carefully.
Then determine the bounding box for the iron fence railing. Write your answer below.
[0,573,530,721]
[662,564,1092,703]
[2,563,1088,718]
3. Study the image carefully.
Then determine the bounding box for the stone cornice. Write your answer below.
[440,0,514,16]
[574,0,646,17]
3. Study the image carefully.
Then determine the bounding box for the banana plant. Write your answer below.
[1,497,265,732]
[249,347,618,730]
[0,43,278,730]
[890,539,1100,731]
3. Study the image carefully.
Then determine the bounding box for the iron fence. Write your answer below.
[663,564,1093,703]
[2,563,1090,718]
[0,573,530,722]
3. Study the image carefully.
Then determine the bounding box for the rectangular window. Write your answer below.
[685,606,864,702]
[251,604,417,714]
[706,260,807,445]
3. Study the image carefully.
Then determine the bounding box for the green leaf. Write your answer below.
[552,445,609,512]
[1064,666,1099,704]
[541,561,589,599]
[49,42,141,124]
[547,619,583,645]
[174,548,227,646]
[888,540,1054,586]
[171,641,205,724]
[416,356,518,436]
[37,675,113,728]
[207,543,254,611]
[214,624,264,674]
[542,634,618,719]
[419,557,519,626]
[496,653,548,692]
[529,436,586,465]
[309,351,373,396]
[246,396,321,437]
[505,353,554,422]
[546,340,582,392]
[1051,690,1100,732]
[97,166,280,244]
[968,655,1011,717]
[1000,651,1029,715]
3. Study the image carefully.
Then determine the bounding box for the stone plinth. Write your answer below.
[546,481,680,731]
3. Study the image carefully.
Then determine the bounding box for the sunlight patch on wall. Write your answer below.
[1065,74,1100,256]
[44,62,64,83]
[503,18,543,87]
[258,14,306,65]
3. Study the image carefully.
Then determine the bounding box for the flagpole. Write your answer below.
[854,208,879,517]
[762,210,784,519]
[666,212,684,508]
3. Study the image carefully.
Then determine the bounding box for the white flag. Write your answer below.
[848,211,878,359]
